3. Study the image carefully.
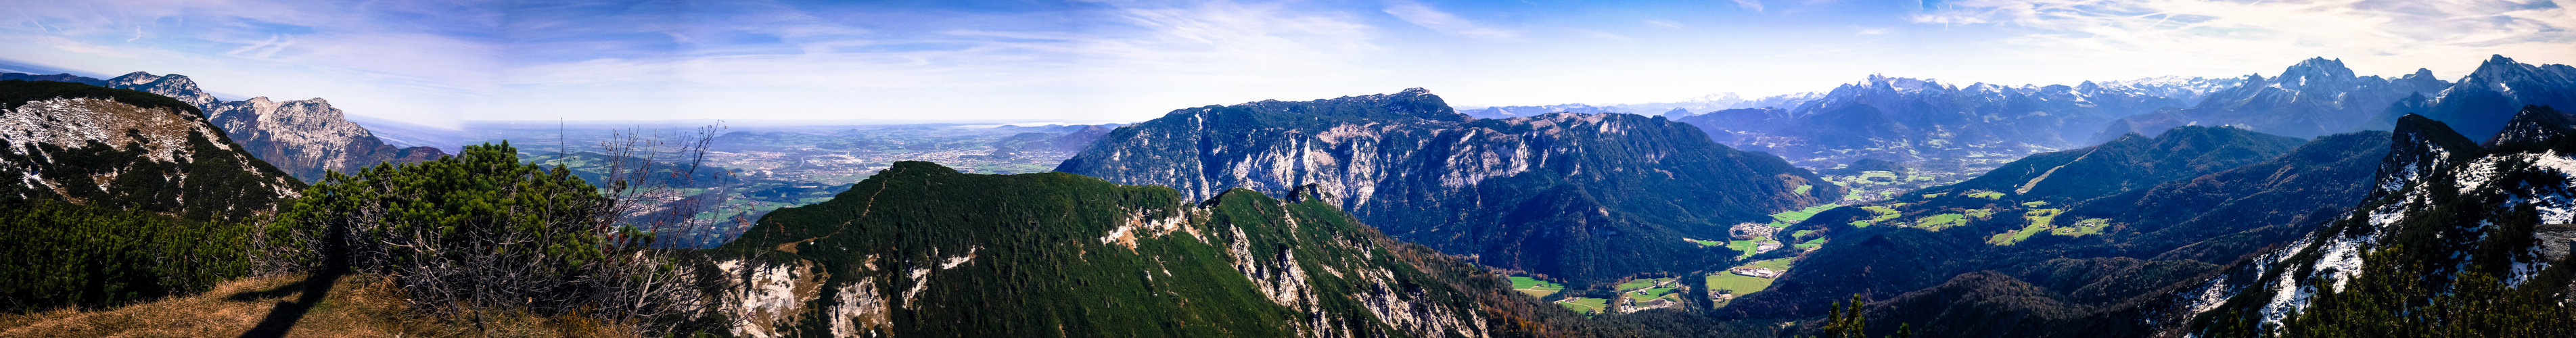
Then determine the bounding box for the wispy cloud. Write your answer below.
[493,0,1387,122]
[1381,0,1517,39]
[0,0,505,126]
[224,35,294,58]
[1914,0,2576,76]
[1644,19,1684,29]
[1733,0,1767,13]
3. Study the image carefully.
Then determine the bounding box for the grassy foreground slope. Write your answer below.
[0,273,632,337]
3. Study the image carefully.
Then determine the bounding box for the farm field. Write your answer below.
[1627,286,1679,302]
[1767,203,1843,226]
[1557,297,1610,314]
[1509,276,1565,297]
[1615,277,1673,291]
[1793,238,1826,250]
[1914,213,1969,230]
[1707,258,1797,306]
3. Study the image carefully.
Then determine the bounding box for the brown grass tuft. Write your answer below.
[0,274,643,337]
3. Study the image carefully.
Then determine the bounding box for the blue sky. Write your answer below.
[4,0,2571,128]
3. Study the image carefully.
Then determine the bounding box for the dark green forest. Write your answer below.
[0,199,249,312]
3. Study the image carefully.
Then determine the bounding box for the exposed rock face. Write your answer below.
[1057,88,1841,283]
[89,72,447,182]
[0,80,302,220]
[2170,107,2576,333]
[104,72,220,108]
[2100,57,2452,142]
[716,162,1500,337]
[1682,75,2235,167]
[204,97,448,180]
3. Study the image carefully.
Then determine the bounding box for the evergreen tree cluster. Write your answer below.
[1806,294,1912,338]
[264,142,710,329]
[0,199,249,312]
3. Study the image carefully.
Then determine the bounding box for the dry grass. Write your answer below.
[0,273,638,337]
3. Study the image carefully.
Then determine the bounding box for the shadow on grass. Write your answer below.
[233,269,346,338]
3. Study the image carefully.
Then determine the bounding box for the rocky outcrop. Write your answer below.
[86,72,447,182]
[104,72,219,109]
[204,97,447,180]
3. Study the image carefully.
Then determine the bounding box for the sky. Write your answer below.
[3,0,2571,128]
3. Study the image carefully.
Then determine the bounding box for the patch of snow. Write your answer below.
[2311,235,2374,292]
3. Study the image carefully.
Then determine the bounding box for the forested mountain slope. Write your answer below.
[0,80,301,220]
[4,71,448,182]
[1716,125,2394,337]
[1911,126,2305,203]
[1055,88,1841,284]
[2176,107,2576,337]
[0,79,303,312]
[711,161,1721,337]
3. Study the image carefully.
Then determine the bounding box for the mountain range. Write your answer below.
[0,80,302,221]
[2097,57,2451,142]
[10,53,2576,337]
[1057,88,1842,284]
[0,71,447,183]
[2378,55,2576,142]
[1676,74,2240,168]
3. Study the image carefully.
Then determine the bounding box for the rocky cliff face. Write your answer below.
[89,72,447,182]
[2170,107,2576,335]
[0,80,301,220]
[712,162,1506,338]
[1056,88,1841,284]
[2098,58,2451,142]
[204,97,446,180]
